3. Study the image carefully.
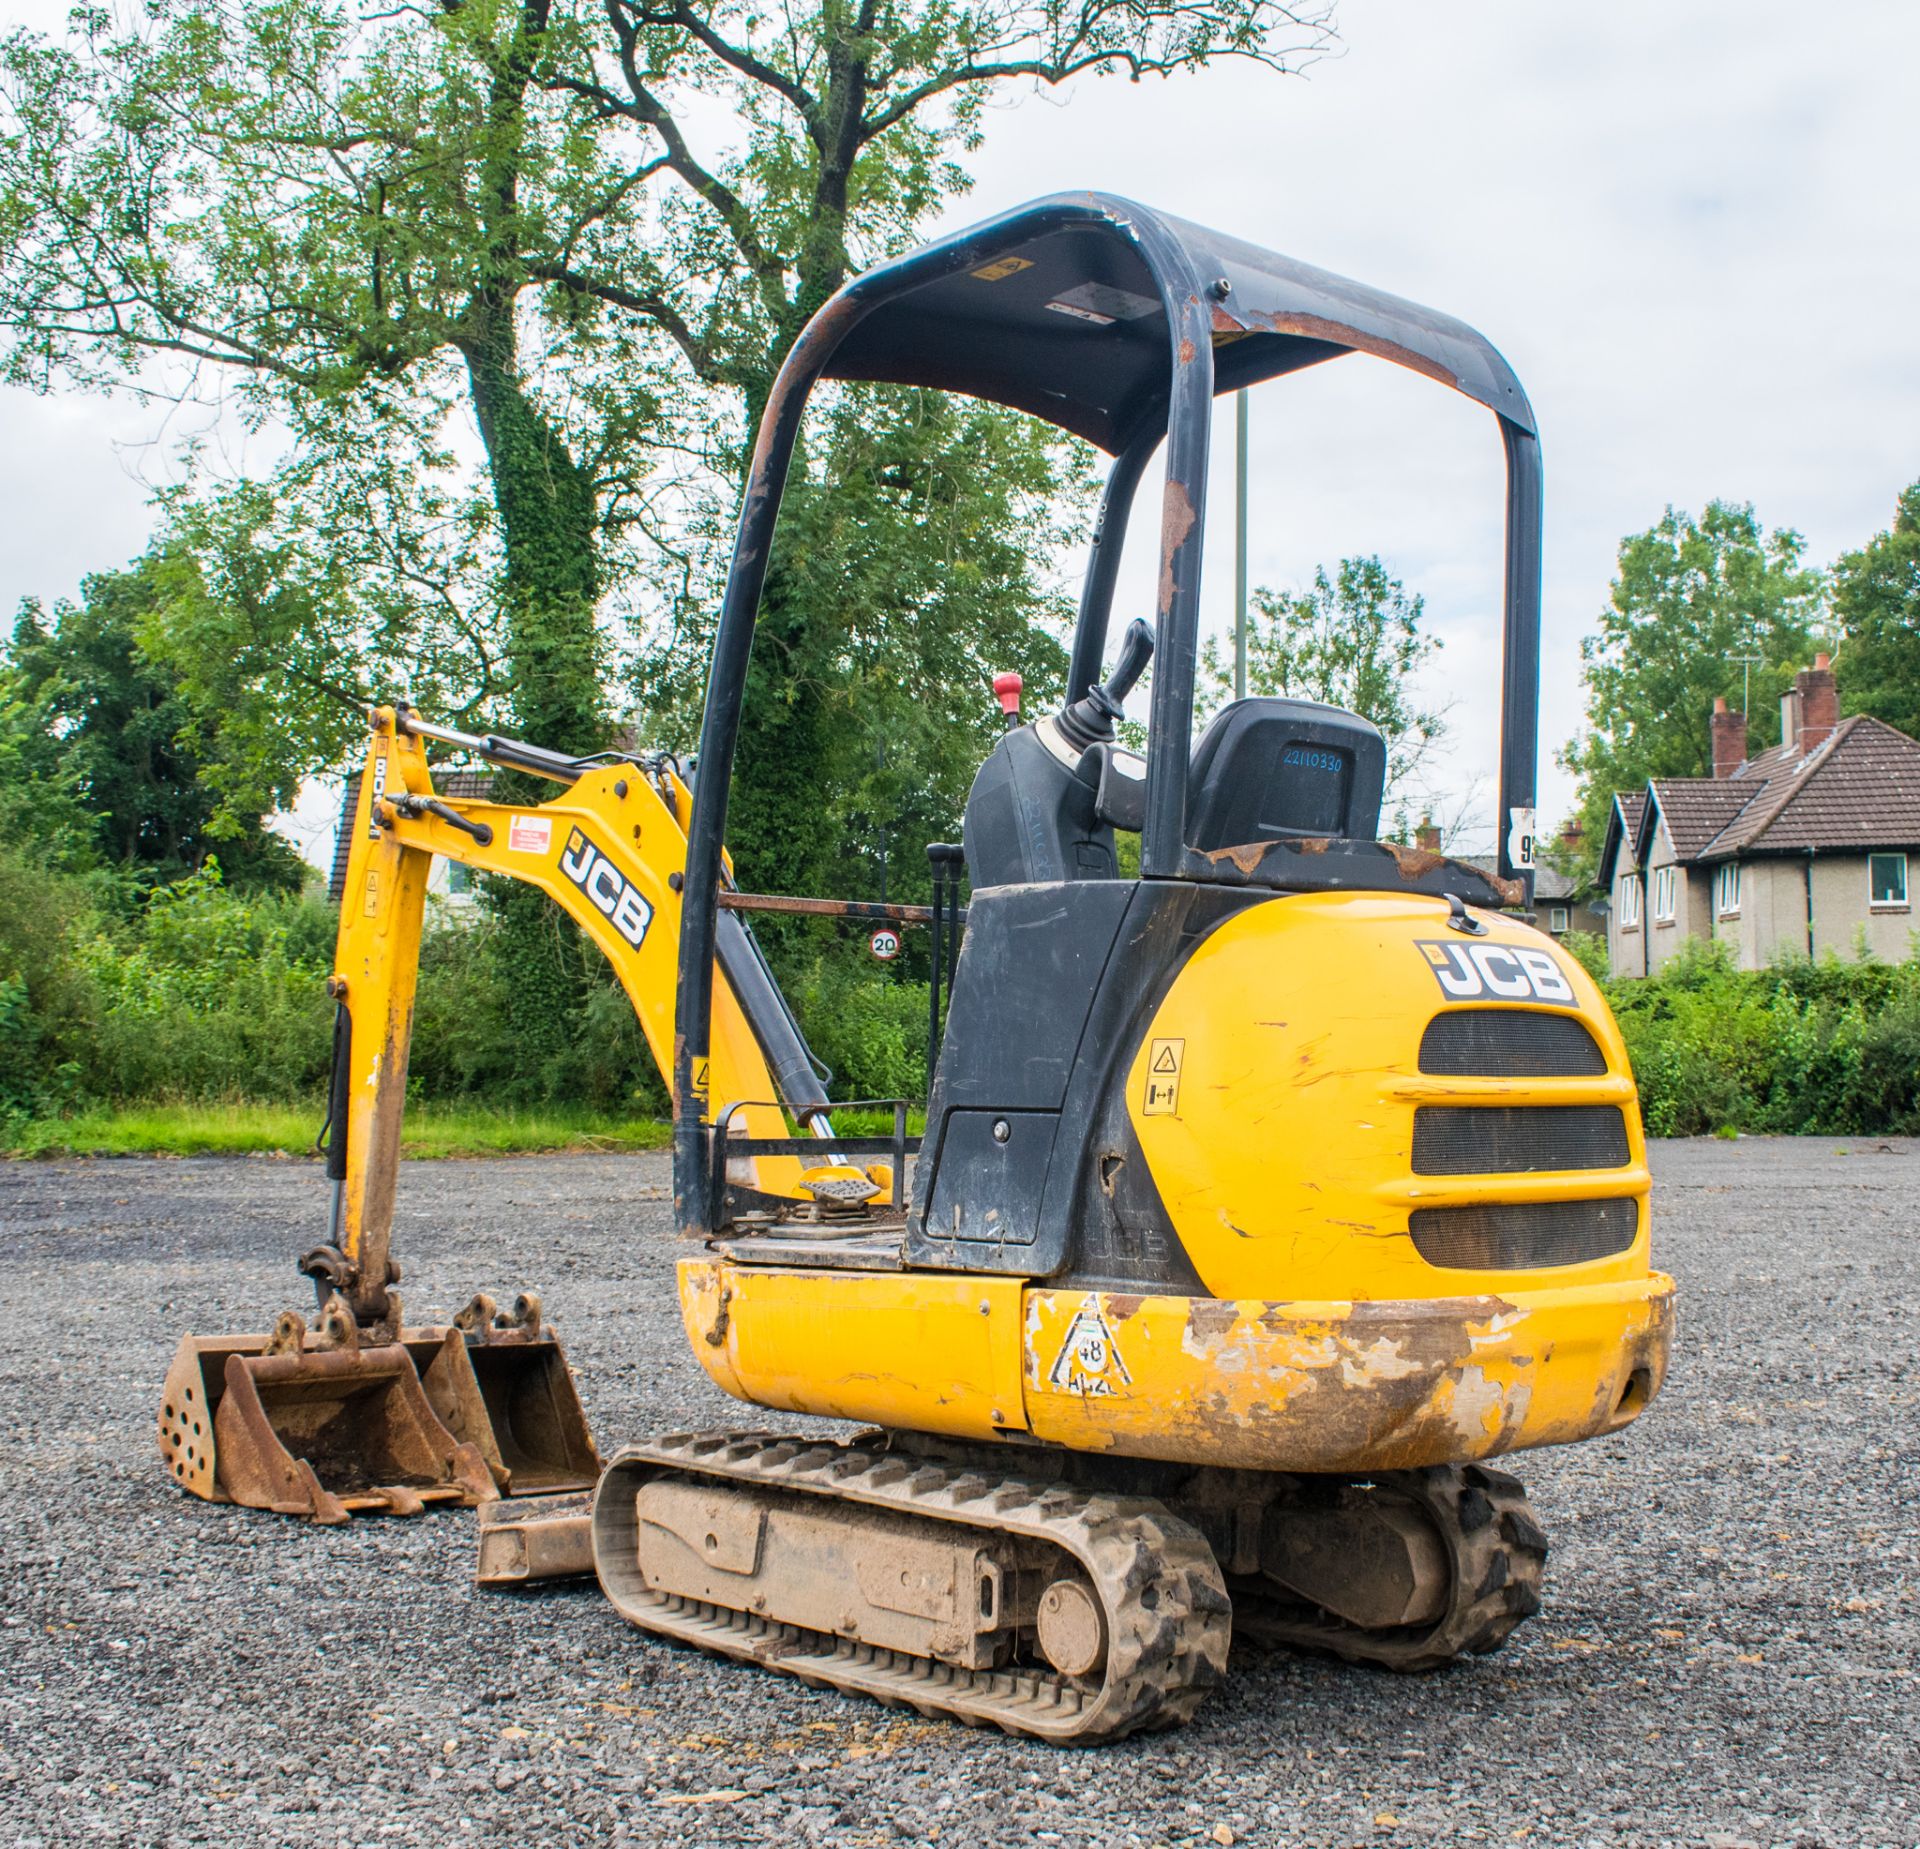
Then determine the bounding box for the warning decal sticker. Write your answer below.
[972,255,1034,282]
[508,814,553,855]
[1047,1298,1132,1399]
[1142,1037,1184,1116]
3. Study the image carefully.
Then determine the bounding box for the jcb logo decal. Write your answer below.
[1417,940,1575,1005]
[560,828,653,950]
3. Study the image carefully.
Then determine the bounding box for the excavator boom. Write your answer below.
[160,706,833,1522]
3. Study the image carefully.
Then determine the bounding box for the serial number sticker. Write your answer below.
[366,747,389,839]
[1417,940,1575,1005]
[1049,280,1159,322]
[508,814,552,855]
[1046,299,1115,326]
[1142,1037,1184,1115]
[1047,1298,1132,1399]
[972,255,1034,282]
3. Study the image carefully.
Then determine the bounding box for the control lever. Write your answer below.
[1057,619,1154,751]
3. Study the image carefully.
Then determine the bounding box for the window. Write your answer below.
[1869,852,1909,908]
[446,860,473,896]
[1652,865,1676,923]
[1714,862,1742,917]
[1618,875,1641,928]
[1549,906,1570,934]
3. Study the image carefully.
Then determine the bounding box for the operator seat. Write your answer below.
[1185,698,1387,851]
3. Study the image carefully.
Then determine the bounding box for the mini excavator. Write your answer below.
[160,194,1674,1742]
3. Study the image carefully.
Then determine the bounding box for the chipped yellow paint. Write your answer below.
[1020,1276,1674,1472]
[1124,891,1654,1302]
[678,1259,1028,1439]
[685,1258,1672,1475]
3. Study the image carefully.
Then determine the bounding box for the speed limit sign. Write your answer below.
[869,926,902,962]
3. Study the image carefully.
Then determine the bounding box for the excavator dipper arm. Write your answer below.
[160,705,832,1524]
[317,708,825,1321]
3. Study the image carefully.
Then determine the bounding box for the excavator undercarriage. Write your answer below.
[580,1432,1549,1741]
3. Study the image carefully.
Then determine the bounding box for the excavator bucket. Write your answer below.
[158,1302,599,1523]
[456,1326,601,1496]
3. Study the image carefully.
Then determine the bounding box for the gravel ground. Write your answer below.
[2,1138,1914,1848]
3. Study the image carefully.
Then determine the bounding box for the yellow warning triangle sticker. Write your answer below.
[1152,1045,1178,1072]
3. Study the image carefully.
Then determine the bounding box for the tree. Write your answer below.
[1558,501,1825,882]
[538,0,1336,892]
[0,1,636,753]
[4,554,309,893]
[1,0,1335,869]
[1833,482,1920,737]
[685,384,1095,903]
[1200,555,1447,808]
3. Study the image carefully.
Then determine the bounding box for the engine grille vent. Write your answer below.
[1412,1105,1629,1176]
[1410,1198,1639,1271]
[1418,1010,1606,1077]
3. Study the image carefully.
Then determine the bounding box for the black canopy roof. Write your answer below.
[821,192,1535,454]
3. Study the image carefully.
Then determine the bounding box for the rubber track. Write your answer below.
[1232,1462,1549,1672]
[592,1431,1232,1743]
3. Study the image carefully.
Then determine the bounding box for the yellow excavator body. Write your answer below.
[159,192,1683,1746]
[678,893,1672,1472]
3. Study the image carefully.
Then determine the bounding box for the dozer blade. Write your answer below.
[158,1313,599,1523]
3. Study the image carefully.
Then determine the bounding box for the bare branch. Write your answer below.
[629,0,815,121]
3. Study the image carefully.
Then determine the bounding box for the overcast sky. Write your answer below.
[4,0,1917,865]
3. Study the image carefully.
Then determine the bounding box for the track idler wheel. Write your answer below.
[1232,1463,1548,1672]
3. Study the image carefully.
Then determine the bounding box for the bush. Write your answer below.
[793,956,931,1104]
[1604,940,1920,1137]
[13,822,1920,1142]
[75,860,334,1102]
[0,846,103,1125]
[408,906,669,1114]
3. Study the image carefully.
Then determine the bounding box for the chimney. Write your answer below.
[1558,820,1584,854]
[1780,683,1803,754]
[1795,652,1837,753]
[1711,697,1747,779]
[1415,819,1442,854]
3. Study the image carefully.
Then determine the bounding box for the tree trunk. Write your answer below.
[461,319,607,1090]
[462,334,605,756]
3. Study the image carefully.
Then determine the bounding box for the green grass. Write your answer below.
[1,1098,924,1159]
[3,1100,674,1160]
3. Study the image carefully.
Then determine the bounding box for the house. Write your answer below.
[1414,823,1606,940]
[1599,655,1920,976]
[327,768,495,909]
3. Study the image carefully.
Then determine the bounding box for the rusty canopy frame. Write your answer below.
[674,192,1544,1232]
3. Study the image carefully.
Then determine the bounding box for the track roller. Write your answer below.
[592,1431,1232,1743]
